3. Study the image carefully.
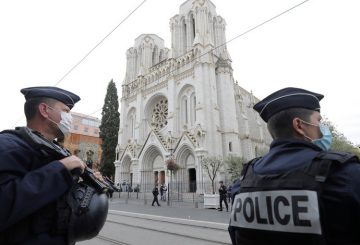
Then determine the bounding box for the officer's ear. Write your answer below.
[292,117,306,138]
[38,102,50,119]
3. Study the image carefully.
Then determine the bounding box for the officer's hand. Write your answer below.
[93,171,105,183]
[59,156,86,173]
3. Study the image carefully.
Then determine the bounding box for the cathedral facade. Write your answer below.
[114,0,271,194]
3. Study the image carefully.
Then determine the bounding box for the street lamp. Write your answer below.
[166,148,175,206]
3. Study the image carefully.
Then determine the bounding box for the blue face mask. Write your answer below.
[301,121,333,151]
[312,124,332,151]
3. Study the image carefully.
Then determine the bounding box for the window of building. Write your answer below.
[73,125,79,130]
[81,118,100,127]
[84,127,88,133]
[131,116,135,138]
[190,93,196,126]
[184,99,188,123]
[229,142,232,152]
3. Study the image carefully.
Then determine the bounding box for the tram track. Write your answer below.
[95,235,131,245]
[102,210,230,244]
[79,209,231,245]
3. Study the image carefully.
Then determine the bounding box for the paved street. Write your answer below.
[109,194,231,223]
[78,195,232,244]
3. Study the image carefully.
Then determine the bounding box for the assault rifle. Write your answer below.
[15,127,109,193]
[104,176,121,193]
[5,127,110,243]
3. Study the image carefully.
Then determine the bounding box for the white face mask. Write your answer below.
[47,106,72,136]
[58,111,72,135]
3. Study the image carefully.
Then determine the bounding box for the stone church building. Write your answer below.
[114,0,271,194]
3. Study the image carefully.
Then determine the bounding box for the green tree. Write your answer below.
[323,117,360,158]
[99,80,120,177]
[201,156,223,194]
[225,156,247,181]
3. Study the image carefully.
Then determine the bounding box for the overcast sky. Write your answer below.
[0,0,359,145]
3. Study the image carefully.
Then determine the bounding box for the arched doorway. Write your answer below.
[140,145,164,192]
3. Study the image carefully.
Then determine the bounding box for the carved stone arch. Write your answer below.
[180,15,186,24]
[122,155,131,173]
[119,154,132,184]
[178,84,195,100]
[140,144,164,191]
[141,144,163,171]
[174,144,196,192]
[176,144,195,168]
[188,10,195,18]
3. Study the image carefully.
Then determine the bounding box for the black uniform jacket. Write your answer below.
[0,130,74,244]
[229,139,360,244]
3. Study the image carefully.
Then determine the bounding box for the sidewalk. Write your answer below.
[108,194,232,224]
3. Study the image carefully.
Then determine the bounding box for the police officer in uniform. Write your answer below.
[152,185,161,206]
[218,181,228,212]
[0,86,97,244]
[228,87,360,245]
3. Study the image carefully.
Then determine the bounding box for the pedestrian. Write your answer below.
[160,184,167,201]
[134,184,140,193]
[162,184,167,201]
[218,181,228,212]
[160,184,164,200]
[151,185,161,206]
[228,87,360,245]
[0,86,107,244]
[227,183,232,203]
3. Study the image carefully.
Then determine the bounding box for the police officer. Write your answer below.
[152,185,161,206]
[218,181,228,212]
[0,86,89,244]
[228,87,360,245]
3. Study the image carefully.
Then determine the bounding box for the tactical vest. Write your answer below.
[0,127,108,244]
[230,151,359,245]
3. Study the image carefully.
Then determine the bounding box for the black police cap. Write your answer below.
[253,87,324,122]
[20,86,80,109]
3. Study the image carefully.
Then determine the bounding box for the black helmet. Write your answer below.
[67,183,109,243]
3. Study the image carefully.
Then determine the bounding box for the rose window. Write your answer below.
[151,99,168,130]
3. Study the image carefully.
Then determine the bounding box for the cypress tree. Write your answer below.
[99,79,120,177]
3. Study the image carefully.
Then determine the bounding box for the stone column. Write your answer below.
[195,149,207,194]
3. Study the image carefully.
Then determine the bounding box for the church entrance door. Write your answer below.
[188,168,196,192]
